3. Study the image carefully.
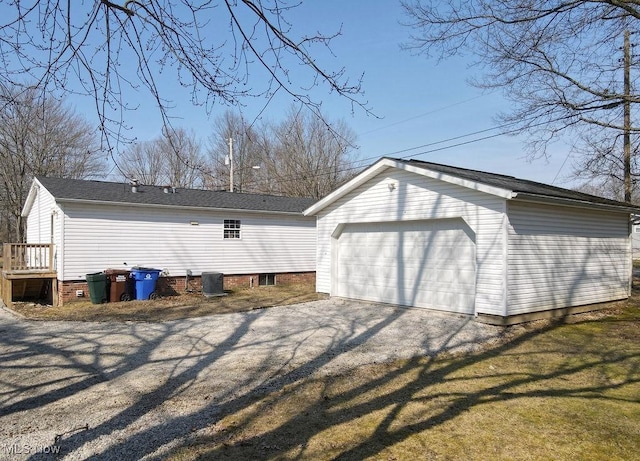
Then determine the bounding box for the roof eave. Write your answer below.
[304,158,394,215]
[304,157,513,216]
[21,179,41,217]
[511,192,640,213]
[55,197,308,216]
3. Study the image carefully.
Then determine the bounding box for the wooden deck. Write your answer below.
[1,243,57,308]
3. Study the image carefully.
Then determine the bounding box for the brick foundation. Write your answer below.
[58,271,316,305]
[59,280,92,304]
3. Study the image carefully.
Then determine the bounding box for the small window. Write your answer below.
[259,273,275,286]
[224,219,241,239]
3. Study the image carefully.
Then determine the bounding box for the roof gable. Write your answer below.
[304,157,639,215]
[31,176,315,214]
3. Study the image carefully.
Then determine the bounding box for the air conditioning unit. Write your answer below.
[202,272,225,297]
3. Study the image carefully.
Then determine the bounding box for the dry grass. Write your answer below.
[169,298,640,461]
[10,283,324,322]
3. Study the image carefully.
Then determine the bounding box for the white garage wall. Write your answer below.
[59,202,316,280]
[507,201,631,314]
[316,167,508,316]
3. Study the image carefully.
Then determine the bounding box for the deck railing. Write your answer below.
[2,243,54,272]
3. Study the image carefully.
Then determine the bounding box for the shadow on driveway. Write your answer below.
[0,298,506,459]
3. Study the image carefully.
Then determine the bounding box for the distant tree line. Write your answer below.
[118,107,359,198]
[0,87,106,243]
[0,87,359,243]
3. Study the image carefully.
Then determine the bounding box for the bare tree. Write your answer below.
[0,87,105,242]
[0,1,368,148]
[263,106,359,199]
[402,1,640,201]
[118,128,206,188]
[206,107,358,197]
[207,111,265,192]
[571,124,640,202]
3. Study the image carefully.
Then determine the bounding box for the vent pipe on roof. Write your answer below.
[163,186,170,194]
[131,179,139,193]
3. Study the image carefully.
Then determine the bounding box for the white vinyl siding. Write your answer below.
[59,202,315,280]
[316,168,507,316]
[25,183,56,244]
[25,182,61,272]
[506,201,631,314]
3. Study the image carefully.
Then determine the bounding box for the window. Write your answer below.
[259,273,275,286]
[224,219,241,239]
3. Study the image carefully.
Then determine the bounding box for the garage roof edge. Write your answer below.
[304,157,639,215]
[304,157,512,216]
[304,159,395,215]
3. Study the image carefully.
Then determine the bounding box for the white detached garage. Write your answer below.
[305,158,637,324]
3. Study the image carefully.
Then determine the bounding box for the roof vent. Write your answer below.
[131,179,139,193]
[163,185,171,194]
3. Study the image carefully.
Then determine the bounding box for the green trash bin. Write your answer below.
[86,272,108,304]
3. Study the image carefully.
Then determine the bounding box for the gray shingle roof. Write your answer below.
[36,176,315,213]
[397,158,638,209]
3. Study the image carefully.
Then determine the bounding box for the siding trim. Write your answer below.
[628,219,633,296]
[21,182,40,217]
[501,200,509,317]
[59,204,66,281]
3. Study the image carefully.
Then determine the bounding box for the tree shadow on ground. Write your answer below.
[169,314,640,460]
[0,301,637,460]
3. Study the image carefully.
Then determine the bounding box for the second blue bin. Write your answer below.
[130,268,162,300]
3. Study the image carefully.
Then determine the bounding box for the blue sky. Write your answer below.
[73,1,576,188]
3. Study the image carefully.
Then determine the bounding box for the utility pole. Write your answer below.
[624,29,632,203]
[228,137,234,193]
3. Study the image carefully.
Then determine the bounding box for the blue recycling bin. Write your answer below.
[130,268,162,300]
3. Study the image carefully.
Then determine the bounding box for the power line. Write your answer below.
[240,111,582,191]
[552,152,572,185]
[358,92,494,136]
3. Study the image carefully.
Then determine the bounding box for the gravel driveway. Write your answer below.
[0,298,505,460]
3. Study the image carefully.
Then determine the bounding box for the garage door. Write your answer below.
[335,219,476,313]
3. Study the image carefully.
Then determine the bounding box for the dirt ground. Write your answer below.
[10,283,325,322]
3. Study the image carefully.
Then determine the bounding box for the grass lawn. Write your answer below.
[9,283,324,321]
[168,299,640,460]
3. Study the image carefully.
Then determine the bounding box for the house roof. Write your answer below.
[305,157,640,215]
[30,176,316,214]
